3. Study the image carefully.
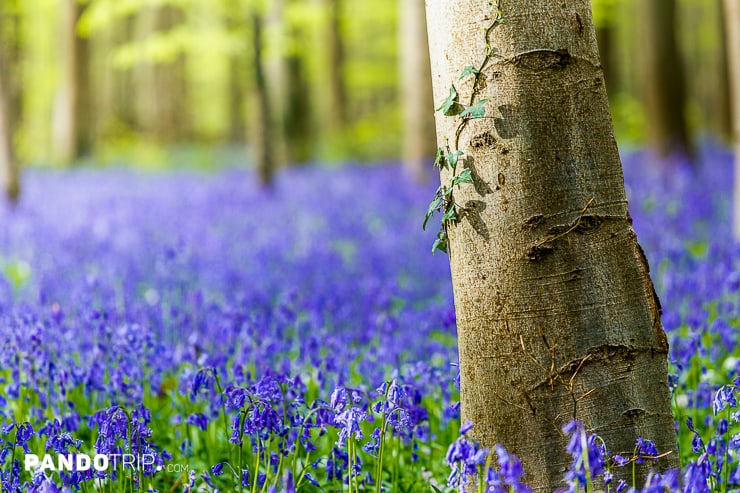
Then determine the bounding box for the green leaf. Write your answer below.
[434,147,445,168]
[431,485,444,493]
[443,206,458,222]
[459,65,479,80]
[453,169,473,185]
[423,198,442,230]
[446,150,463,168]
[432,233,448,254]
[436,85,464,116]
[460,99,489,119]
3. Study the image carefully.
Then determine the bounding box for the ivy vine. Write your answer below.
[424,2,504,254]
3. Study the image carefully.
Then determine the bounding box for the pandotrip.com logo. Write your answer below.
[24,453,169,473]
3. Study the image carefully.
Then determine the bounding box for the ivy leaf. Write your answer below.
[436,85,464,116]
[432,232,448,254]
[460,99,489,119]
[447,150,464,169]
[453,169,473,185]
[443,206,458,222]
[459,65,479,80]
[423,198,442,230]
[434,147,446,169]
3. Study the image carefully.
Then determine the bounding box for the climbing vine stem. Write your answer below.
[424,2,504,254]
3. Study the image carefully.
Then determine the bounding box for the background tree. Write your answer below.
[250,8,274,186]
[52,0,88,164]
[399,0,435,182]
[0,0,20,202]
[637,0,693,161]
[425,0,679,490]
[724,0,740,239]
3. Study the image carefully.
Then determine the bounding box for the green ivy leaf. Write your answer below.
[459,65,479,79]
[453,169,473,185]
[432,232,448,254]
[460,99,489,118]
[423,198,442,230]
[434,147,446,169]
[447,150,464,169]
[436,85,464,116]
[443,206,458,222]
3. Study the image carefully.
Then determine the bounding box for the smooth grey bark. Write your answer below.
[637,0,693,161]
[724,0,740,240]
[425,1,679,491]
[400,0,435,182]
[265,0,289,167]
[52,0,83,164]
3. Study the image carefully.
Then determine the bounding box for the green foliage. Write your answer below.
[591,0,619,28]
[2,259,31,291]
[459,99,488,119]
[458,65,479,80]
[436,86,463,117]
[425,2,503,255]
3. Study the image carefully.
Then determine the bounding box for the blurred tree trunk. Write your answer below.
[325,0,345,132]
[250,10,274,186]
[135,6,187,143]
[0,3,20,202]
[284,51,312,163]
[595,25,614,94]
[52,0,87,164]
[426,1,679,490]
[725,0,740,240]
[399,0,435,182]
[637,0,693,162]
[716,0,733,141]
[265,0,288,166]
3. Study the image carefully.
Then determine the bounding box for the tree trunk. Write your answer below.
[0,74,18,203]
[595,25,614,94]
[725,0,740,240]
[325,0,345,132]
[265,0,289,167]
[400,0,435,182]
[637,0,693,161]
[425,1,679,491]
[250,10,274,186]
[716,0,732,141]
[0,2,20,202]
[52,0,85,164]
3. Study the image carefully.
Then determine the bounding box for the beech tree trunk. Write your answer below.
[250,10,274,186]
[0,3,19,202]
[725,0,740,240]
[400,0,435,182]
[325,0,345,131]
[265,0,289,167]
[52,0,85,164]
[425,1,679,491]
[0,74,18,203]
[637,0,693,161]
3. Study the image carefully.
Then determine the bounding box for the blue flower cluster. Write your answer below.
[0,148,738,491]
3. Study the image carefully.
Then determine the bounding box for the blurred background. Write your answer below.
[0,0,733,183]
